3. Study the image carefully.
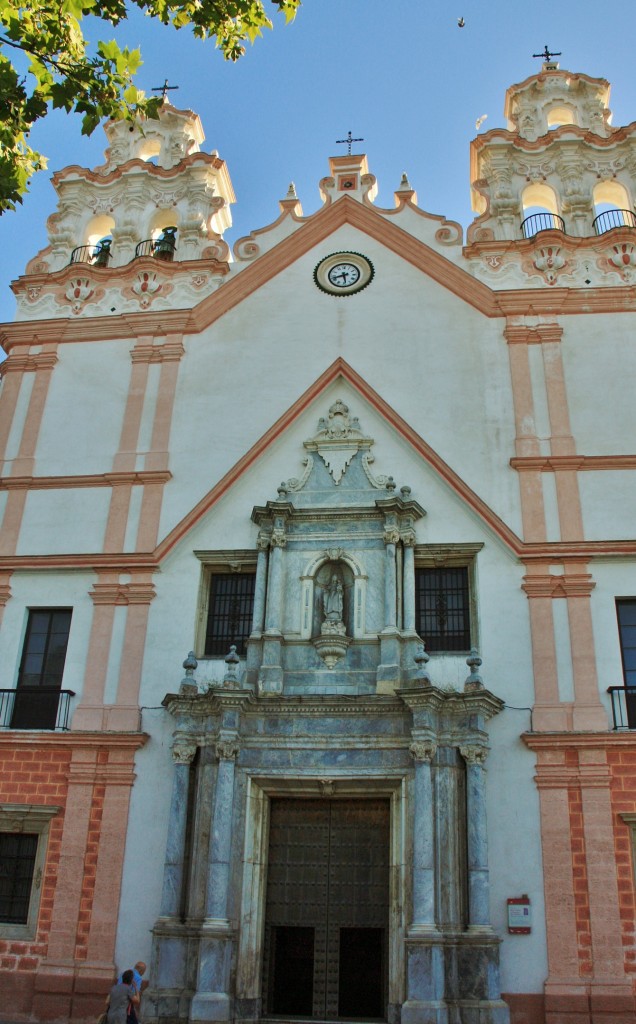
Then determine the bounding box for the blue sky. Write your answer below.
[2,0,636,313]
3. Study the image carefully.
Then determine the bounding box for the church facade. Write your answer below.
[1,60,636,1024]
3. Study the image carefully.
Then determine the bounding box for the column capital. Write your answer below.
[460,744,489,766]
[256,531,271,551]
[172,738,198,765]
[409,741,437,763]
[215,738,240,762]
[383,528,401,546]
[270,528,287,549]
[401,530,417,547]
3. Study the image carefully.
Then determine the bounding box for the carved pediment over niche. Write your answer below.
[303,400,372,485]
[278,399,397,492]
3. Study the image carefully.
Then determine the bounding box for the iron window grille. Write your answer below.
[614,599,636,728]
[0,833,38,924]
[204,572,256,656]
[415,567,471,652]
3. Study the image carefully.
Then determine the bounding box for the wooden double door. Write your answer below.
[263,798,390,1021]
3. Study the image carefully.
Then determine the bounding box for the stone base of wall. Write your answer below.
[503,992,545,1023]
[0,967,113,1024]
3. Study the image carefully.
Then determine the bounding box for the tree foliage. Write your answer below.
[0,0,300,212]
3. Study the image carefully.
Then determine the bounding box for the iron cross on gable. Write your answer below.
[152,79,179,102]
[336,131,364,156]
[532,45,562,63]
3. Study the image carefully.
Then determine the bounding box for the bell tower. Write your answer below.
[468,57,636,243]
[15,100,236,320]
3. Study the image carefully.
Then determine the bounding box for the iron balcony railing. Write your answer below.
[592,209,636,235]
[69,242,112,267]
[520,212,566,239]
[134,232,177,261]
[608,685,636,730]
[0,688,75,731]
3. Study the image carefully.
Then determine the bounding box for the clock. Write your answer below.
[314,251,374,296]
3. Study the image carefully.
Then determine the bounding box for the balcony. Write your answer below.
[0,688,75,730]
[608,685,636,730]
[520,212,566,239]
[135,228,177,262]
[69,241,112,267]
[593,209,636,235]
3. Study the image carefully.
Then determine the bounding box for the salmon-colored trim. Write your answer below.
[536,783,581,984]
[0,730,144,751]
[114,591,154,707]
[502,69,610,119]
[0,470,171,490]
[103,483,132,554]
[51,149,229,188]
[42,748,98,963]
[506,333,546,542]
[0,371,25,466]
[578,748,629,981]
[136,483,164,551]
[73,575,120,719]
[522,573,595,598]
[84,760,137,964]
[0,489,28,556]
[564,563,606,729]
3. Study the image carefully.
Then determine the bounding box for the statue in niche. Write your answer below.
[321,570,346,638]
[323,574,344,625]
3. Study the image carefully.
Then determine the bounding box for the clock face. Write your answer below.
[314,252,374,296]
[327,262,361,288]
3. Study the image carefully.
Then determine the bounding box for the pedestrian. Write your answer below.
[105,969,140,1024]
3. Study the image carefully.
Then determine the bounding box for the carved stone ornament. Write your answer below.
[216,738,240,761]
[304,400,373,485]
[172,739,198,764]
[459,745,489,766]
[383,528,401,546]
[409,741,437,763]
[319,778,336,797]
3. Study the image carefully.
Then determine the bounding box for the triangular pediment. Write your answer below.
[187,198,497,332]
[155,358,522,561]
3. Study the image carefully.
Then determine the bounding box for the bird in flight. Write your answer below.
[457,16,465,27]
[475,114,488,130]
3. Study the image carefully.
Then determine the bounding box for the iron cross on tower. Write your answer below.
[532,45,562,63]
[336,131,364,156]
[152,79,179,102]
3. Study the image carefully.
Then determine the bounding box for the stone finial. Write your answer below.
[277,482,288,498]
[400,485,411,500]
[385,476,396,492]
[223,645,240,687]
[414,643,431,686]
[179,650,198,694]
[285,182,297,200]
[464,648,484,691]
[397,172,413,192]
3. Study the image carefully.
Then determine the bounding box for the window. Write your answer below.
[415,566,471,653]
[617,600,636,690]
[11,609,72,729]
[0,805,59,939]
[204,571,256,656]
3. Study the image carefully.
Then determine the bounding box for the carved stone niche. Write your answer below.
[312,560,353,669]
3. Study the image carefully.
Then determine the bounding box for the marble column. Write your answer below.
[190,738,240,1022]
[160,738,197,917]
[460,745,491,930]
[260,525,286,693]
[402,533,416,632]
[409,741,437,929]
[251,534,269,634]
[204,739,240,922]
[384,529,399,629]
[264,531,285,633]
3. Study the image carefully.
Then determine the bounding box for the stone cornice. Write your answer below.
[511,455,636,472]
[398,685,505,721]
[0,731,146,750]
[0,470,172,491]
[523,731,636,750]
[521,573,595,599]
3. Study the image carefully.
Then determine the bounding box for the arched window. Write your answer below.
[520,183,564,238]
[546,105,576,129]
[85,214,115,248]
[592,181,635,233]
[137,139,161,164]
[69,214,115,266]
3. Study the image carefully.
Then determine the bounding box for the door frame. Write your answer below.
[236,774,407,1020]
